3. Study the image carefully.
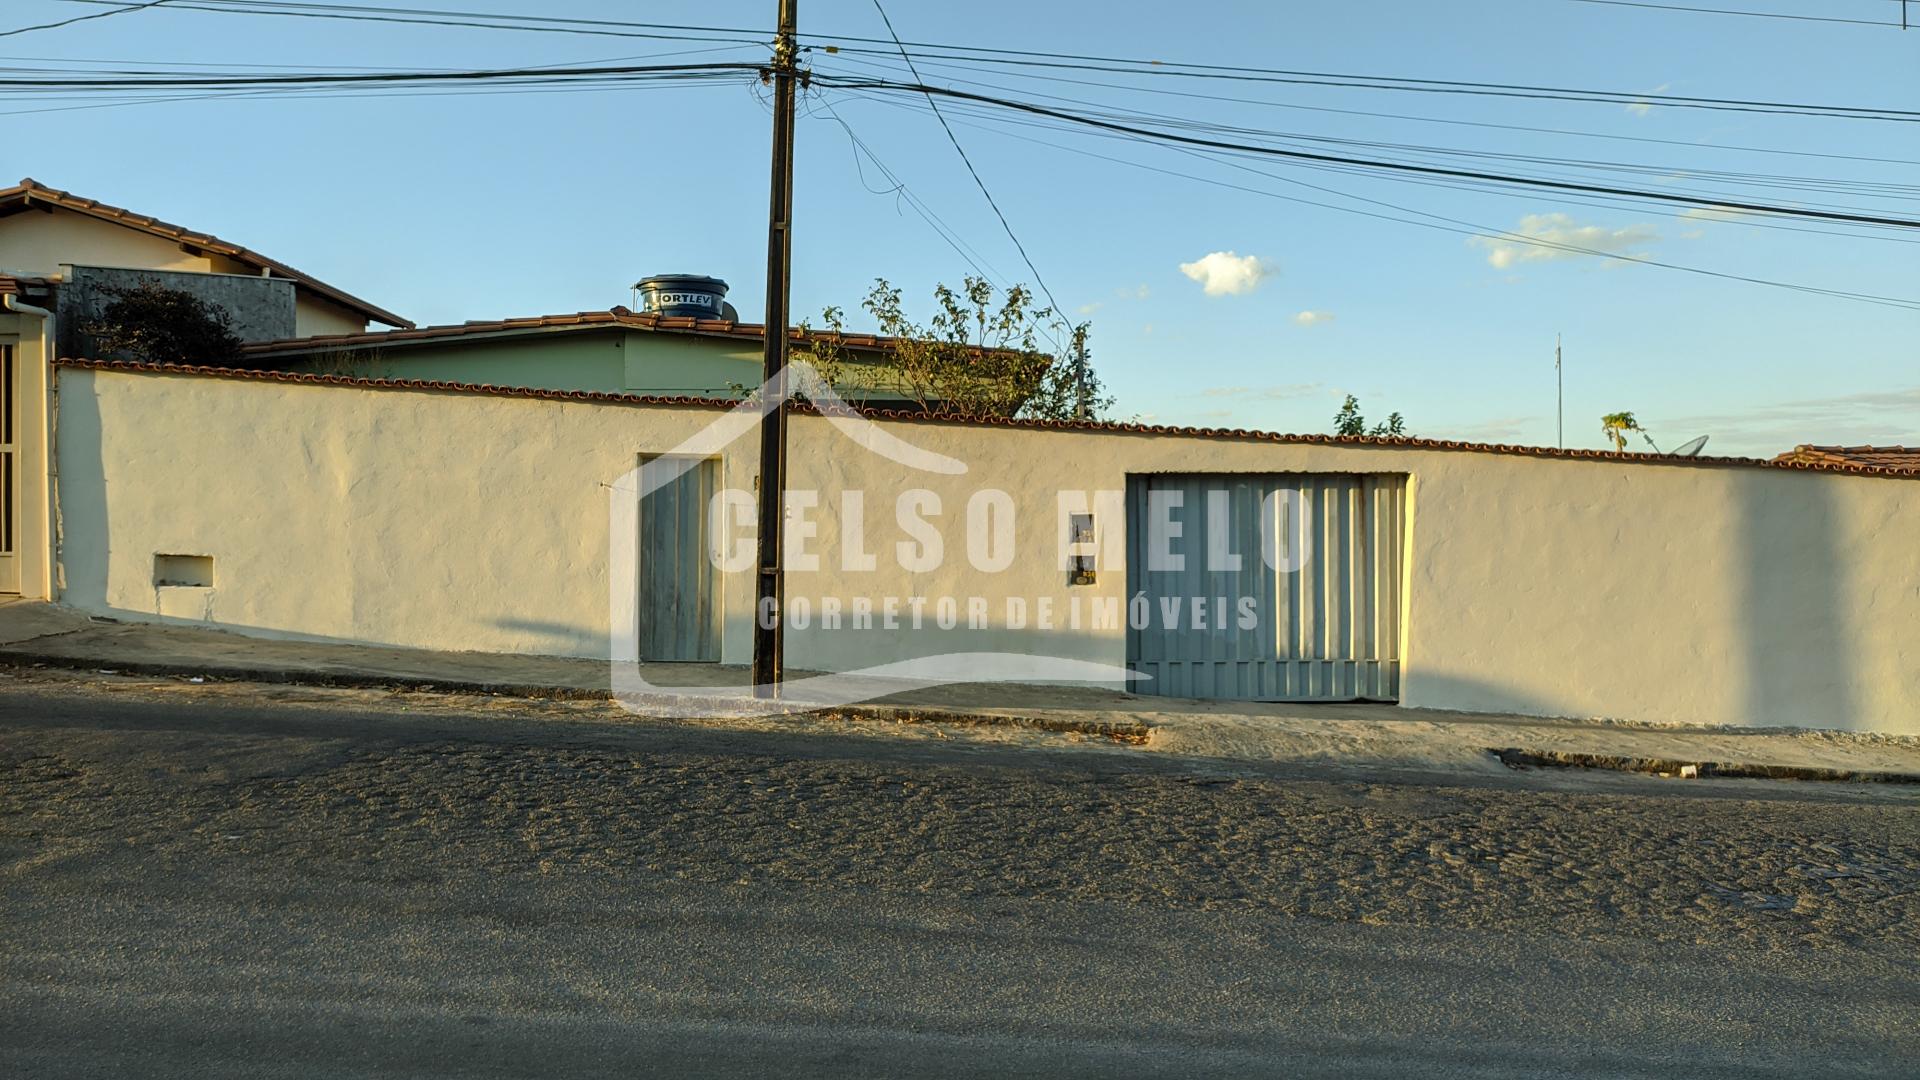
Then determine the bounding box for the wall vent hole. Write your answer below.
[154,554,214,588]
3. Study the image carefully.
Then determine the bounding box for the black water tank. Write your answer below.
[634,274,731,319]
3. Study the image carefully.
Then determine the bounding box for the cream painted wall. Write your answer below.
[1,208,369,337]
[1,313,54,600]
[293,295,370,338]
[1,210,227,277]
[53,367,1920,733]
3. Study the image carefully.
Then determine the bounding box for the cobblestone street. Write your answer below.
[4,673,1916,1077]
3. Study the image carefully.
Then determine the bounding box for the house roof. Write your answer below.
[52,358,1920,481]
[0,273,49,297]
[238,307,1024,359]
[0,178,411,329]
[1775,444,1920,472]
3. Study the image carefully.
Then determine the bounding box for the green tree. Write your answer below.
[1334,395,1409,437]
[83,279,243,366]
[859,276,1108,420]
[1020,321,1114,422]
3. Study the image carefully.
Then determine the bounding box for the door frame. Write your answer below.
[0,341,18,595]
[635,452,723,663]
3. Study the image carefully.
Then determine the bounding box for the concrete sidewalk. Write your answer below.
[4,600,1916,782]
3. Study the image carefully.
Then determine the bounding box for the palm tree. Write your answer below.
[1601,411,1662,453]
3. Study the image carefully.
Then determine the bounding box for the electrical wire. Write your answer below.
[812,75,1920,230]
[866,0,1066,324]
[45,0,1919,120]
[803,91,1006,284]
[1564,0,1906,28]
[1,0,172,39]
[829,89,1919,311]
[844,88,1920,248]
[816,53,1920,207]
[51,0,769,45]
[806,48,1920,168]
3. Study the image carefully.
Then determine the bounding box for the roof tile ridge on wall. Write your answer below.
[47,358,1920,480]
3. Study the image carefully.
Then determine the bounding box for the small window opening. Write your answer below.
[1067,513,1097,586]
[154,554,214,588]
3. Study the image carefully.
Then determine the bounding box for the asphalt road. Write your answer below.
[2,673,1916,1078]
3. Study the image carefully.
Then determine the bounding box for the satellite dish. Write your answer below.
[1672,435,1710,458]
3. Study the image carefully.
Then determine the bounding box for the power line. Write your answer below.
[0,60,764,89]
[814,49,1920,123]
[842,91,1919,311]
[813,75,1920,230]
[802,92,1007,283]
[866,0,1066,323]
[816,53,1920,206]
[843,88,1920,248]
[810,49,1920,168]
[50,0,1918,120]
[15,51,1907,227]
[1,0,172,39]
[1564,0,1907,28]
[51,0,768,44]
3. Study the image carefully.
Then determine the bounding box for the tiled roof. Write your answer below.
[0,273,49,297]
[0,178,410,329]
[52,358,1920,481]
[1775,444,1920,472]
[238,307,1020,357]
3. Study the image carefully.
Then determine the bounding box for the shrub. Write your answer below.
[84,279,243,365]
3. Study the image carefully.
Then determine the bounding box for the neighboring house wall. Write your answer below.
[0,311,53,599]
[52,364,1920,734]
[284,332,628,391]
[2,207,373,339]
[1,209,242,276]
[278,330,895,400]
[294,295,374,339]
[56,265,297,356]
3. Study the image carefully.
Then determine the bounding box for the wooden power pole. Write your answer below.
[753,0,799,697]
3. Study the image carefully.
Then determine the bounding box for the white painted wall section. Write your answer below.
[51,366,1920,734]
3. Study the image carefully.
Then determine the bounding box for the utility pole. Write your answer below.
[1070,323,1090,420]
[1555,333,1564,450]
[752,0,799,698]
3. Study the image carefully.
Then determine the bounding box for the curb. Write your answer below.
[1490,747,1920,786]
[0,648,1154,744]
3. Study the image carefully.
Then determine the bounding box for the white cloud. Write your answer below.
[1199,382,1322,400]
[1178,251,1274,296]
[1471,213,1659,269]
[1292,310,1335,327]
[1678,205,1752,223]
[1075,301,1103,316]
[1424,416,1540,443]
[1661,386,1920,457]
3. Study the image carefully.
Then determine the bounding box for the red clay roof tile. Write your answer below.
[1775,444,1920,472]
[50,358,1920,481]
[237,306,1026,357]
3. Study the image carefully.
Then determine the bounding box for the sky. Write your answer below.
[4,0,1917,456]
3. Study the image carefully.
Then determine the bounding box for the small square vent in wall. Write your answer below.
[153,554,214,588]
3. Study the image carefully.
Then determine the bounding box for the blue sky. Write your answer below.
[6,0,1917,455]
